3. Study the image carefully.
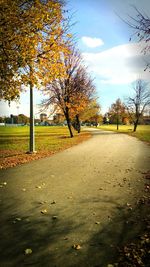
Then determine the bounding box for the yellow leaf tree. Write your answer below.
[0,0,69,100]
[0,0,71,151]
[80,99,101,127]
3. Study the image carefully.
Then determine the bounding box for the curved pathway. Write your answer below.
[0,128,149,267]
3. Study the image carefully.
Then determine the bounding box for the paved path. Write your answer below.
[0,128,150,267]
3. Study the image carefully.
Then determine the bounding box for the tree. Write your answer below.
[68,65,96,133]
[126,79,150,132]
[108,98,127,130]
[0,0,69,100]
[127,7,150,70]
[0,0,70,152]
[0,117,4,123]
[80,99,101,126]
[18,114,29,124]
[42,48,96,137]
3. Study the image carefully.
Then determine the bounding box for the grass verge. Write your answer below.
[0,126,91,169]
[97,125,150,144]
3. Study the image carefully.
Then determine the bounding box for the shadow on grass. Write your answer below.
[0,194,148,267]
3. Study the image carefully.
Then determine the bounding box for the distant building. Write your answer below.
[53,113,64,124]
[40,113,47,122]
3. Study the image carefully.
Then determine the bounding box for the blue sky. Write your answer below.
[0,0,150,117]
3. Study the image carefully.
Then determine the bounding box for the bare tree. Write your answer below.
[126,79,150,132]
[127,7,150,70]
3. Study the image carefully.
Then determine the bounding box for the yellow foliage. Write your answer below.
[0,0,70,101]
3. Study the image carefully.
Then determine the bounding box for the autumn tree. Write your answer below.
[80,99,101,126]
[0,0,69,100]
[18,114,29,124]
[42,49,96,137]
[69,65,96,133]
[108,98,128,130]
[0,0,71,151]
[126,79,150,132]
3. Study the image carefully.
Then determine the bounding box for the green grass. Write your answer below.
[0,125,91,168]
[0,125,88,154]
[97,124,150,143]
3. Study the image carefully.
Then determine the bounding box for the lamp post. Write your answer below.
[28,64,36,153]
[29,80,35,153]
[17,105,19,124]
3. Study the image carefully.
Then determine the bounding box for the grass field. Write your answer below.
[97,124,150,143]
[0,126,91,169]
[0,124,149,169]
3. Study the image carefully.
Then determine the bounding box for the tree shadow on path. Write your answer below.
[0,190,149,267]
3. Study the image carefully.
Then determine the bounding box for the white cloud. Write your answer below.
[82,42,150,85]
[81,36,104,48]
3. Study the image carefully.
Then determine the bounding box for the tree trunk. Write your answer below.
[76,114,81,133]
[117,116,119,130]
[133,119,139,132]
[65,108,73,138]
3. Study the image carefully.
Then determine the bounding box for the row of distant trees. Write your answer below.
[0,114,29,124]
[104,79,150,131]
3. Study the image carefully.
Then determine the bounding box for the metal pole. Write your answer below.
[29,81,35,153]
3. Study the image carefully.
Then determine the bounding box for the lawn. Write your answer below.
[97,124,150,143]
[0,126,91,169]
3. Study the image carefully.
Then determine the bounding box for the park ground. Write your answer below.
[0,125,150,169]
[97,125,150,144]
[0,127,150,267]
[0,126,91,169]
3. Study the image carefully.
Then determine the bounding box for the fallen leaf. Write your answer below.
[22,188,26,192]
[51,201,56,204]
[13,217,22,223]
[39,201,45,205]
[15,217,22,221]
[72,244,81,250]
[41,209,47,214]
[24,248,32,255]
[67,196,73,199]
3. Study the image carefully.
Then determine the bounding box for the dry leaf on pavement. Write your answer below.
[72,244,82,250]
[24,248,32,255]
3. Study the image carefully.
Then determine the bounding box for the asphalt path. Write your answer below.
[0,128,150,267]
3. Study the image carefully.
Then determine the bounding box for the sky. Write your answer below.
[0,0,150,117]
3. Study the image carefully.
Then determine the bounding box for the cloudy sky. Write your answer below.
[0,0,150,117]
